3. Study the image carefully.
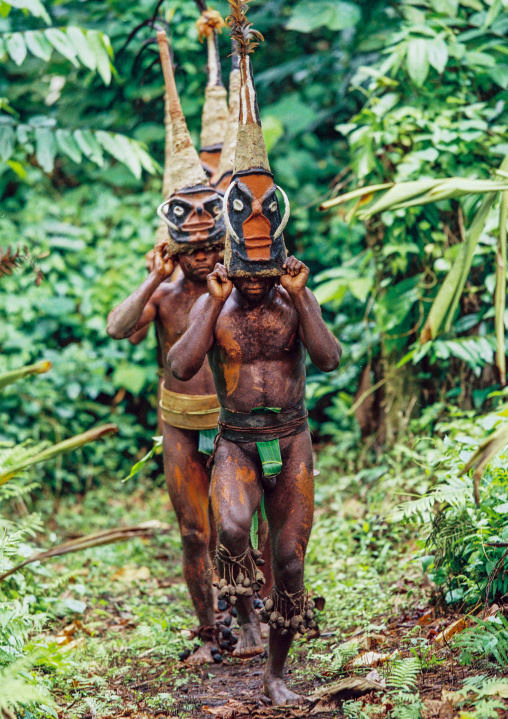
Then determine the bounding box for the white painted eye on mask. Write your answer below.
[233,199,244,211]
[213,204,221,216]
[173,206,185,217]
[269,201,277,212]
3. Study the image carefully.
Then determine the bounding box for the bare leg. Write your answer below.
[263,431,314,705]
[211,439,264,658]
[163,423,215,664]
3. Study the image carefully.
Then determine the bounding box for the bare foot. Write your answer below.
[185,641,215,665]
[233,621,264,658]
[263,676,306,706]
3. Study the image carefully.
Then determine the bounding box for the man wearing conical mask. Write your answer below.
[169,1,342,704]
[107,31,229,665]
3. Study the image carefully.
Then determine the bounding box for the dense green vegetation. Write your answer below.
[2,0,508,716]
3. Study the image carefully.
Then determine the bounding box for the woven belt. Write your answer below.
[160,385,220,430]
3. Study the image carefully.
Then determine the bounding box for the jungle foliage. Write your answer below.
[2,0,508,715]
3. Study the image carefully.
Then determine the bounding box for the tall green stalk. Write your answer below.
[495,190,508,385]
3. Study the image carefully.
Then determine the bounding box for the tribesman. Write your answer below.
[126,6,232,428]
[168,0,341,705]
[107,30,227,665]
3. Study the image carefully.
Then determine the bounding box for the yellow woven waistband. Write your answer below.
[160,385,220,430]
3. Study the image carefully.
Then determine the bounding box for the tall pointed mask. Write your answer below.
[196,9,229,179]
[156,30,226,257]
[223,1,289,277]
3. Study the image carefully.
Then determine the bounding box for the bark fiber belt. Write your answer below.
[206,402,308,476]
[160,385,220,430]
[218,402,308,443]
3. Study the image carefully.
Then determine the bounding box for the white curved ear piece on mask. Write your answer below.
[157,200,179,231]
[273,185,290,240]
[222,183,240,242]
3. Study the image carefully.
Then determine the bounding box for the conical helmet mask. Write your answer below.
[223,1,289,277]
[156,30,226,257]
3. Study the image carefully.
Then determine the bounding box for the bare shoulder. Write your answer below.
[151,278,181,305]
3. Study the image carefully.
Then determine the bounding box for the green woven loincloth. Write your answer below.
[198,428,218,456]
[251,407,283,478]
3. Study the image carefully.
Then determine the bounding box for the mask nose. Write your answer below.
[196,206,204,216]
[251,199,263,216]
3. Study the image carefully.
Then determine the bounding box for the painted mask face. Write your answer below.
[158,185,225,252]
[223,169,289,276]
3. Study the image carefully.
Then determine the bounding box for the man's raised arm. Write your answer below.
[168,263,232,381]
[106,242,174,339]
[281,256,342,373]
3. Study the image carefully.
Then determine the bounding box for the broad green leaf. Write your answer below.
[427,37,448,73]
[74,129,103,165]
[123,436,163,481]
[129,139,158,175]
[96,131,140,178]
[87,30,111,85]
[406,37,429,86]
[357,179,440,218]
[0,1,11,17]
[6,32,27,65]
[35,126,56,173]
[44,28,78,66]
[261,114,284,153]
[5,0,50,23]
[6,159,26,177]
[67,26,96,70]
[320,183,393,211]
[25,30,52,61]
[488,64,508,89]
[348,277,373,303]
[314,278,348,305]
[0,124,15,161]
[113,363,146,394]
[286,0,361,33]
[55,129,82,163]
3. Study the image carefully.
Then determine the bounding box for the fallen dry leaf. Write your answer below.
[433,616,471,644]
[421,700,443,718]
[202,700,248,718]
[352,650,400,667]
[441,689,462,706]
[111,566,150,582]
[365,669,386,687]
[310,676,384,713]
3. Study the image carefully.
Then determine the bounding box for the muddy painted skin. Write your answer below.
[107,241,222,665]
[168,256,341,705]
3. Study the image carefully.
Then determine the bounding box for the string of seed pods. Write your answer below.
[214,544,266,605]
[259,587,317,636]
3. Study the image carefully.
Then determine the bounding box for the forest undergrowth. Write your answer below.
[3,415,508,719]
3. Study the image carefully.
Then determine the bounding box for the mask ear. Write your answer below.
[222,183,240,242]
[157,200,179,231]
[272,186,290,240]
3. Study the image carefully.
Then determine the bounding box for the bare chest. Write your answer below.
[156,290,203,353]
[215,300,300,364]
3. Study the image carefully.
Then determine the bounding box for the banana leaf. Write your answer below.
[0,360,52,391]
[0,423,118,485]
[460,422,508,506]
[0,520,170,582]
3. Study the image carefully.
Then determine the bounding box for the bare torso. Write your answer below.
[154,277,216,395]
[210,286,306,412]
